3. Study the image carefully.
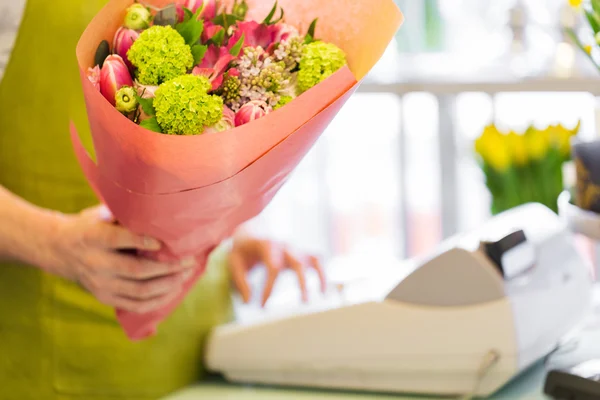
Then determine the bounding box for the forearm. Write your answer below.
[0,185,62,269]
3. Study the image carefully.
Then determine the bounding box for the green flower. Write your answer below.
[127,26,194,86]
[154,75,223,135]
[115,86,138,114]
[297,41,347,94]
[274,95,293,110]
[124,4,152,30]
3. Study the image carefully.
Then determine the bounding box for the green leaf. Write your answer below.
[191,44,208,65]
[307,18,318,39]
[229,34,245,57]
[140,116,163,133]
[565,28,600,72]
[134,94,156,117]
[304,18,318,44]
[263,1,278,25]
[593,0,600,17]
[183,8,194,22]
[208,29,225,47]
[175,8,205,46]
[585,8,600,34]
[212,13,243,30]
[270,7,284,25]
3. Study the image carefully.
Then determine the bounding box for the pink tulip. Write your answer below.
[205,105,236,133]
[100,55,134,106]
[175,0,217,21]
[235,100,272,126]
[113,27,139,71]
[86,65,101,91]
[192,45,235,91]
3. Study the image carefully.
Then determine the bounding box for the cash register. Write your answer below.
[204,203,594,398]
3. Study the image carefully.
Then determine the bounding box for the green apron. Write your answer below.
[0,1,234,399]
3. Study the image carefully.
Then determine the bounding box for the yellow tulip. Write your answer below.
[475,124,511,171]
[549,123,577,157]
[506,131,528,165]
[525,127,551,160]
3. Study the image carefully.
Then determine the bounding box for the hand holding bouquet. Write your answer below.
[71,0,403,340]
[475,122,579,215]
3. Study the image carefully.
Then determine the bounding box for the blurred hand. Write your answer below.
[228,231,326,307]
[46,205,195,314]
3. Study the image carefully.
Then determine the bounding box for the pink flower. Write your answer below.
[134,81,159,99]
[235,100,272,126]
[133,81,159,121]
[192,45,235,91]
[228,21,279,51]
[205,105,236,133]
[86,65,101,91]
[202,22,224,43]
[113,27,139,71]
[175,0,217,21]
[100,55,134,106]
[228,21,299,52]
[273,23,299,43]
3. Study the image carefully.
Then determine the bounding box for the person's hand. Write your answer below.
[44,205,195,313]
[228,230,327,307]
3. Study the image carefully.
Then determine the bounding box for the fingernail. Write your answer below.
[144,237,161,250]
[180,257,196,268]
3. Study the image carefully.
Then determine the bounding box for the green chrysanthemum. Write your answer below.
[297,41,347,94]
[127,25,194,86]
[153,75,223,135]
[274,95,293,110]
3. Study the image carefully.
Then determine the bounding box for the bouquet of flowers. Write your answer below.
[475,122,579,215]
[71,0,403,340]
[88,0,351,132]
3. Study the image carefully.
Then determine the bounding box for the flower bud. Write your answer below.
[100,55,134,106]
[86,65,101,91]
[124,3,152,30]
[234,100,272,126]
[113,27,140,70]
[115,86,138,114]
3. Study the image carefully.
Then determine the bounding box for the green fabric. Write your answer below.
[0,1,234,399]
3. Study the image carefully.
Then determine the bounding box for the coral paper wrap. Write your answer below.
[71,0,403,340]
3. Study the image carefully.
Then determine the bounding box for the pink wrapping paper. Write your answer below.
[72,0,403,340]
